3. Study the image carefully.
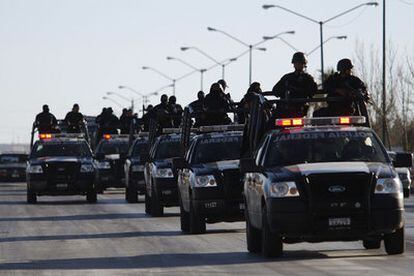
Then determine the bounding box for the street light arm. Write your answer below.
[276,37,301,53]
[142,66,174,81]
[168,57,199,71]
[102,97,124,108]
[186,47,221,65]
[107,92,131,102]
[119,85,144,97]
[269,5,319,24]
[176,69,199,82]
[307,35,347,56]
[210,28,250,47]
[323,2,377,24]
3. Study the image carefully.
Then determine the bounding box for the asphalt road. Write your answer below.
[1,183,414,275]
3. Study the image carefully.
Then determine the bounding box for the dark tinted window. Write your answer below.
[31,142,92,158]
[132,140,149,156]
[265,131,387,167]
[192,135,242,164]
[96,141,129,155]
[0,154,27,163]
[155,139,181,160]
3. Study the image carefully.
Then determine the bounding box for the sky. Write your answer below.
[0,0,413,144]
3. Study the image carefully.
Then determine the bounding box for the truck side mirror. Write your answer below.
[240,158,260,173]
[394,152,413,168]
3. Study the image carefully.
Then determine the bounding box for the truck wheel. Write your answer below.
[27,190,37,204]
[384,227,405,255]
[126,186,138,203]
[150,186,164,217]
[362,238,381,249]
[403,188,410,198]
[144,192,151,215]
[180,198,190,233]
[189,202,206,234]
[246,206,261,253]
[261,206,283,258]
[86,190,97,203]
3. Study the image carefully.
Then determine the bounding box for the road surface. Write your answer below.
[1,182,414,275]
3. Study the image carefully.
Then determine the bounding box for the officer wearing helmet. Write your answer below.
[35,105,58,133]
[151,94,173,128]
[323,58,369,116]
[64,104,84,133]
[272,52,317,118]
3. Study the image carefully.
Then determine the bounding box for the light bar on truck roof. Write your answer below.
[39,133,85,140]
[275,116,366,127]
[198,124,245,133]
[103,134,131,140]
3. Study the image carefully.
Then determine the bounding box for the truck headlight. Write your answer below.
[132,164,145,172]
[375,177,402,194]
[27,165,43,174]
[195,175,217,187]
[155,168,174,178]
[80,164,94,173]
[96,161,111,169]
[269,181,299,198]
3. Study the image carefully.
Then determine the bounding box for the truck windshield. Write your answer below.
[96,141,129,155]
[192,135,242,164]
[155,139,181,160]
[265,130,387,167]
[31,142,92,158]
[0,154,27,164]
[132,140,149,157]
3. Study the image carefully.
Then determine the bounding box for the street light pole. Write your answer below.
[382,0,387,146]
[263,2,378,84]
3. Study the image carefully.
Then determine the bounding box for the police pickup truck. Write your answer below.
[124,134,149,203]
[26,133,96,203]
[94,134,129,192]
[241,116,411,257]
[0,153,28,182]
[174,125,244,234]
[144,130,182,216]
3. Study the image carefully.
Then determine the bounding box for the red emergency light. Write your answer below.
[39,133,52,139]
[275,118,304,127]
[103,134,112,140]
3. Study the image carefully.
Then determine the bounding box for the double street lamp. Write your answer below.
[263,2,378,83]
[180,46,238,79]
[106,92,135,111]
[166,56,207,91]
[118,85,162,116]
[102,96,124,109]
[207,27,295,85]
[142,66,176,96]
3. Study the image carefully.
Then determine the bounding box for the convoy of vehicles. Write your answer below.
[7,86,413,259]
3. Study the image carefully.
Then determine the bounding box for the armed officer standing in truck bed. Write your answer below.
[323,58,370,116]
[272,52,317,118]
[35,105,58,133]
[64,104,84,133]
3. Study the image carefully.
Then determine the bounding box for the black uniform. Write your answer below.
[35,112,58,133]
[189,99,205,127]
[152,103,173,129]
[323,73,369,116]
[204,90,231,125]
[168,103,183,128]
[272,71,317,118]
[64,111,84,133]
[120,113,133,134]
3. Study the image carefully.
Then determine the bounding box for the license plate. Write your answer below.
[239,203,245,210]
[56,183,68,189]
[329,217,351,227]
[205,201,218,209]
[162,190,172,195]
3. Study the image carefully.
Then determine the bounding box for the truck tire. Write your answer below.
[261,206,283,258]
[27,189,37,204]
[384,227,405,255]
[86,189,97,203]
[246,206,262,253]
[144,192,151,215]
[180,198,190,233]
[362,237,381,249]
[189,201,206,234]
[126,186,138,203]
[150,185,164,217]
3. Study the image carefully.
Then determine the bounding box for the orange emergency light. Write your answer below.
[39,133,52,139]
[103,134,112,140]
